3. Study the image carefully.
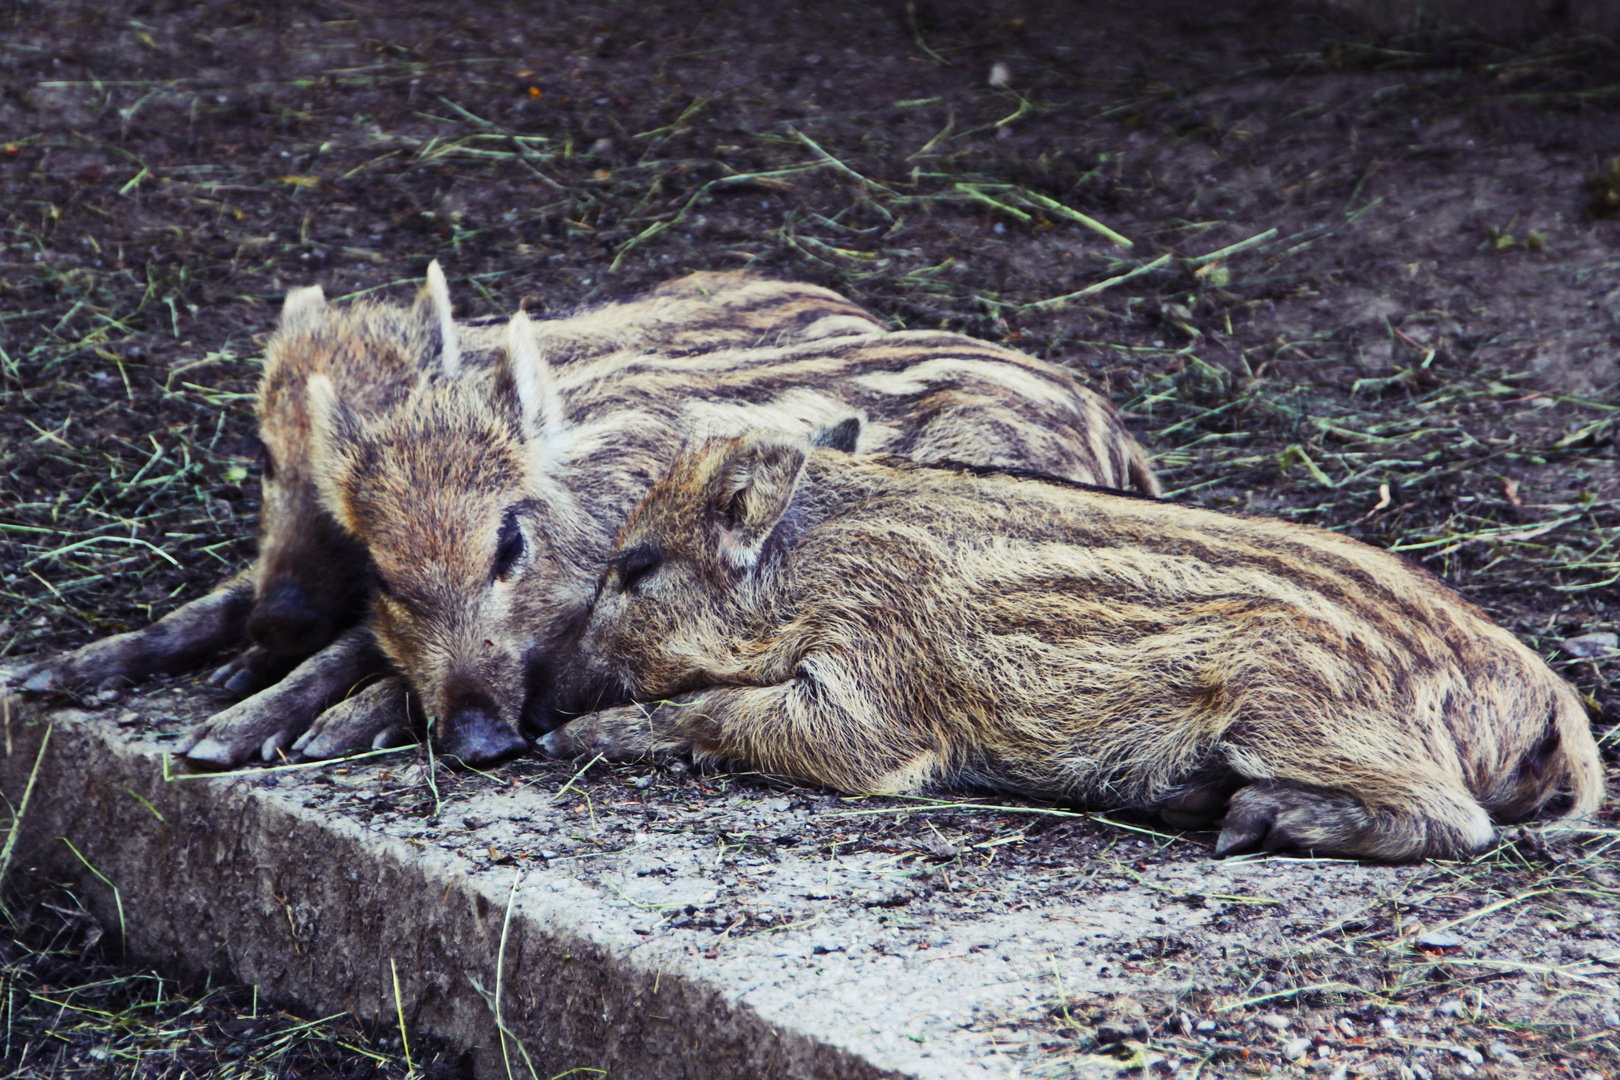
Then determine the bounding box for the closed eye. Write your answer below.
[493,508,525,580]
[616,544,663,593]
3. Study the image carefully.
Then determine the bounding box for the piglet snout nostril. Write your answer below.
[438,703,528,766]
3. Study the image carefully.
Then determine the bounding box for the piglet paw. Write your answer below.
[537,705,656,762]
[292,678,414,760]
[182,688,312,770]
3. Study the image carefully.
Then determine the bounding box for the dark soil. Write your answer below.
[0,881,460,1079]
[1,1,1618,1078]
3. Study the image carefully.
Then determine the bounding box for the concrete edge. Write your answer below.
[0,699,906,1080]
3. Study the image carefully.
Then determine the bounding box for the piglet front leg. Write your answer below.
[177,626,387,768]
[540,675,940,795]
[538,702,658,761]
[10,570,256,699]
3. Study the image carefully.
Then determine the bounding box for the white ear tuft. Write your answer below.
[504,311,566,438]
[280,284,326,330]
[425,260,460,379]
[305,373,362,534]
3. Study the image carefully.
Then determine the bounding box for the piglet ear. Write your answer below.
[811,415,861,453]
[279,284,326,331]
[305,373,364,534]
[502,310,566,438]
[1526,726,1562,779]
[712,436,807,572]
[414,260,461,379]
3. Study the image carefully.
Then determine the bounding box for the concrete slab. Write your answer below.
[0,677,1612,1080]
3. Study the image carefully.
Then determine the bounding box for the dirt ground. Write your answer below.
[1,1,1618,1077]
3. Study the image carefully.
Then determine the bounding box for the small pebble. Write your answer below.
[631,774,654,789]
[1194,1019,1217,1033]
[1434,999,1464,1016]
[1258,1012,1289,1032]
[1416,931,1462,951]
[115,709,143,726]
[1484,1041,1521,1064]
[94,687,121,705]
[1377,1017,1401,1037]
[1308,1058,1337,1074]
[988,62,1012,87]
[1561,631,1618,658]
[1604,1012,1620,1028]
[1283,1037,1312,1061]
[1336,1017,1356,1038]
[1448,1044,1485,1066]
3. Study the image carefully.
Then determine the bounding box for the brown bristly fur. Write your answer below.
[253,268,894,665]
[308,300,1159,762]
[543,435,1603,862]
[13,268,892,764]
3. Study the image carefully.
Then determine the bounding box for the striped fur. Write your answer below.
[542,435,1603,862]
[309,308,1159,763]
[254,268,893,663]
[11,269,888,710]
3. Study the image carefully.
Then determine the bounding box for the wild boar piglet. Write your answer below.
[542,434,1603,861]
[11,263,466,710]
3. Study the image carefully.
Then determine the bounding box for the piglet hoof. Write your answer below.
[1158,785,1228,832]
[261,729,296,764]
[1217,783,1364,857]
[372,725,415,750]
[538,726,589,760]
[184,628,382,770]
[292,678,413,761]
[1215,784,1294,856]
[182,733,239,770]
[1161,808,1215,831]
[208,647,294,698]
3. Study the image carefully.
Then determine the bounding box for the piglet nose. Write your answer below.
[247,582,330,657]
[437,705,528,765]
